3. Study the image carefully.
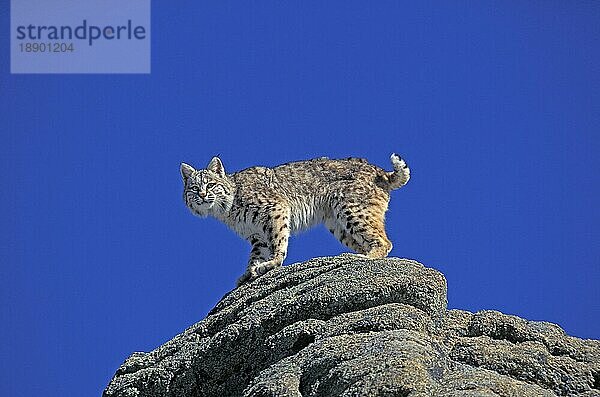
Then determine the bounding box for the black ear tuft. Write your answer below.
[181,162,195,180]
[207,157,226,177]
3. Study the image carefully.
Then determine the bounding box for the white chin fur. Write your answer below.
[190,203,213,217]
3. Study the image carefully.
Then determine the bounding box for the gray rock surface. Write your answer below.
[104,254,600,397]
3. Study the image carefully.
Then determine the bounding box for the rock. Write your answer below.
[103,254,600,397]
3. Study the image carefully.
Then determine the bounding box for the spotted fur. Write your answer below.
[180,154,410,285]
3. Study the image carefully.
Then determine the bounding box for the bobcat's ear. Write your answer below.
[207,156,226,177]
[180,162,196,181]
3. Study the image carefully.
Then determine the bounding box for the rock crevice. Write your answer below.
[104,254,600,397]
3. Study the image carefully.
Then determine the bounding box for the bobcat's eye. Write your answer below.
[190,186,200,193]
[206,183,216,189]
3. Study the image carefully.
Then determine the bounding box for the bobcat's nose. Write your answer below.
[199,192,207,198]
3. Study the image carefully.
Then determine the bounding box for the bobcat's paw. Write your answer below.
[236,261,280,287]
[254,263,271,275]
[254,259,282,275]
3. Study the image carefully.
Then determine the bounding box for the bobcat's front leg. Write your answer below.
[237,208,290,286]
[237,236,270,286]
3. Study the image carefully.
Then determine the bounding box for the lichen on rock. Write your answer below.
[104,254,600,397]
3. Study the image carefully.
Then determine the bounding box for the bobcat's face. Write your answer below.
[181,158,234,216]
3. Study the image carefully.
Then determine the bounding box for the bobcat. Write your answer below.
[180,154,410,285]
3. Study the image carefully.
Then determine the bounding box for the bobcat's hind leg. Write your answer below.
[352,217,393,259]
[324,217,365,254]
[332,196,393,259]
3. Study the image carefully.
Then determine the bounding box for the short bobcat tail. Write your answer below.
[387,153,410,190]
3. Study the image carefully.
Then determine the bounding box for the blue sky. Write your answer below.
[1,2,599,397]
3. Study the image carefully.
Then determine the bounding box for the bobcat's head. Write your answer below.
[180,157,234,217]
